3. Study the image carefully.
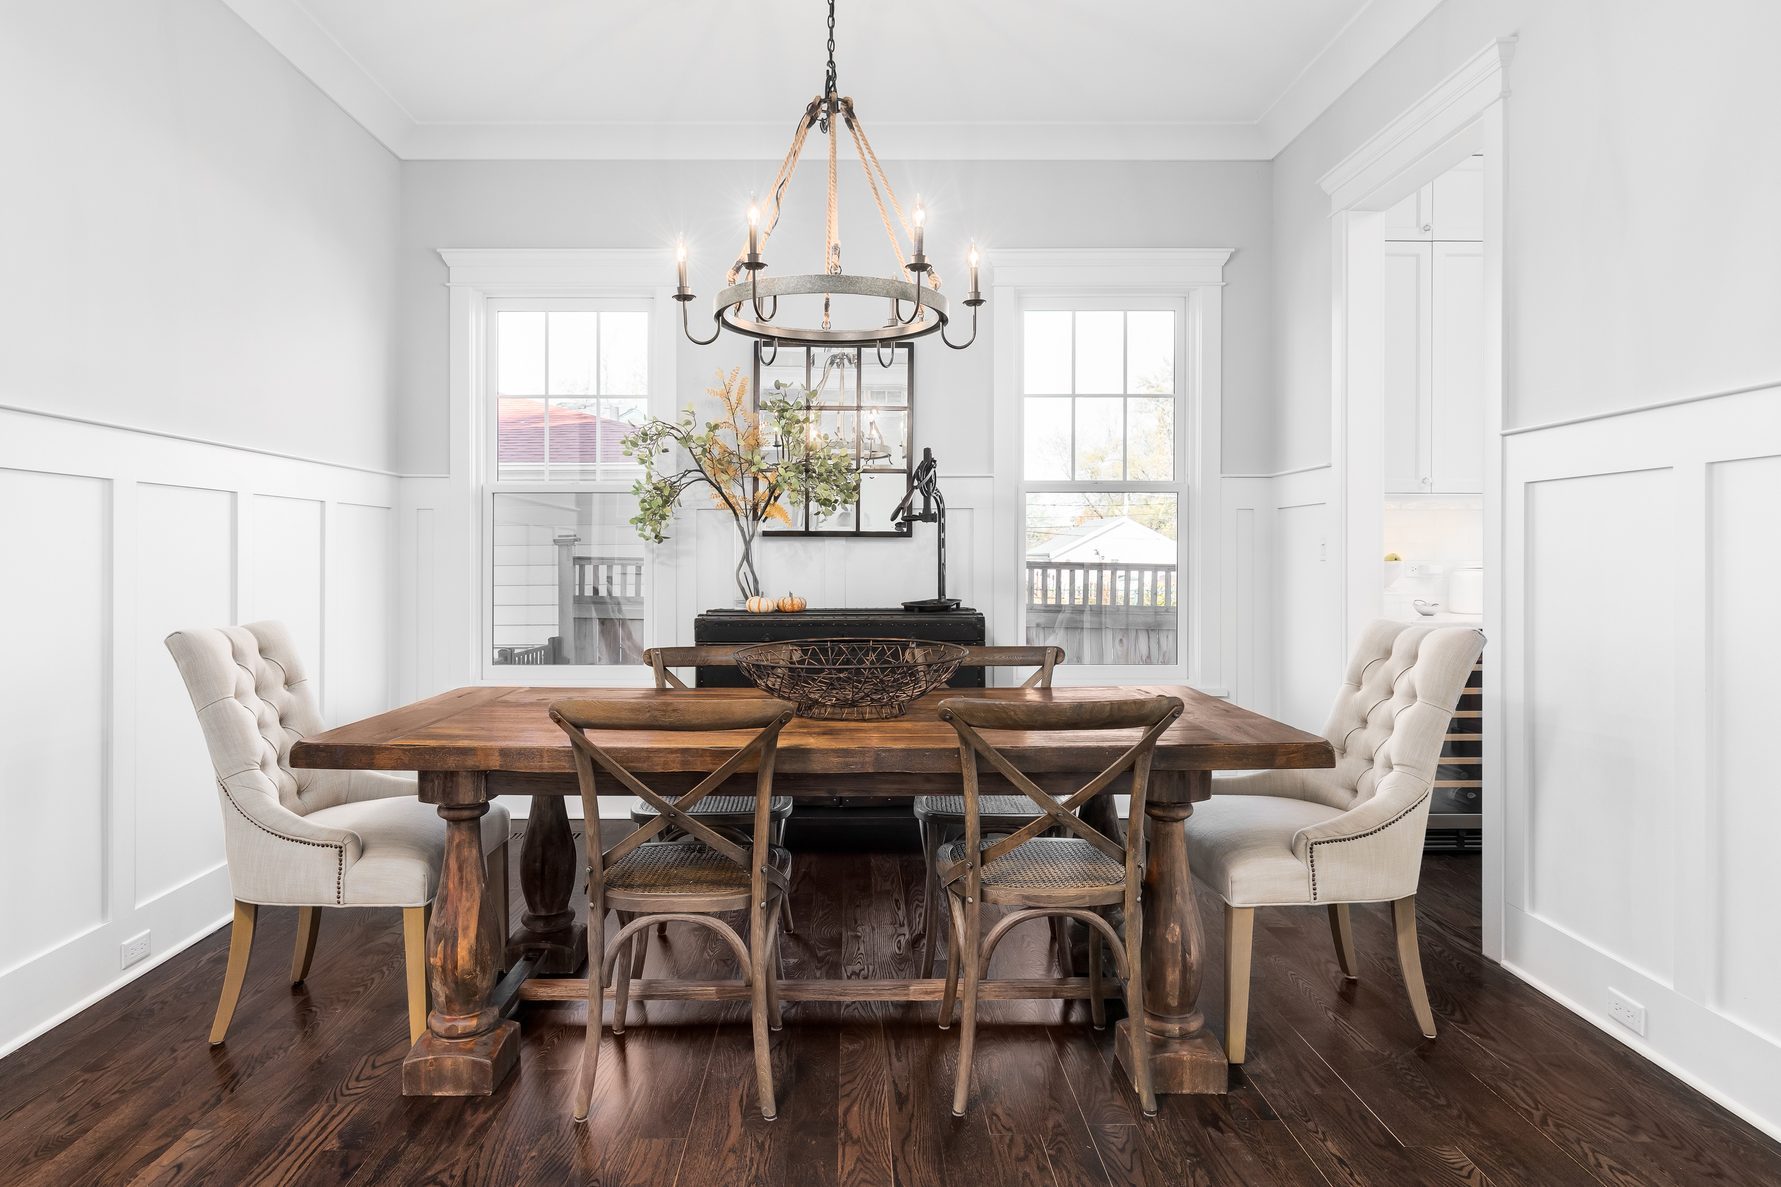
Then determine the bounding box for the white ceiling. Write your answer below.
[223,0,1443,160]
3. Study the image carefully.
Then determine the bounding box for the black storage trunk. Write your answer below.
[692,607,987,850]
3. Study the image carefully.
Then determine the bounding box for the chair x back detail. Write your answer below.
[913,645,1064,978]
[935,694,1183,1117]
[633,647,795,948]
[550,696,797,1123]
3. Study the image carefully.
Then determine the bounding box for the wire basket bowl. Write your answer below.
[733,637,969,720]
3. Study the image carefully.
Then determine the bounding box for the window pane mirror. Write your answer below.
[753,342,914,538]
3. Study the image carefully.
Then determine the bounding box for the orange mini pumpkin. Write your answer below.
[777,593,807,613]
[745,595,776,614]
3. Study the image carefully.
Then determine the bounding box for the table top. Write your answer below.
[290,685,1333,777]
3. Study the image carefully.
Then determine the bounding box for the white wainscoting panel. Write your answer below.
[1524,468,1676,983]
[0,469,109,974]
[251,494,325,684]
[133,483,235,909]
[1708,452,1781,1043]
[327,502,395,725]
[1502,383,1781,1140]
[1271,467,1340,731]
[0,407,399,1059]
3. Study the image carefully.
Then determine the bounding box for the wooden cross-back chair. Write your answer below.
[549,696,797,1123]
[913,644,1065,977]
[935,694,1184,1117]
[634,646,795,940]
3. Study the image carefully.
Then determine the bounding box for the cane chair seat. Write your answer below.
[940,837,1126,906]
[915,794,1042,824]
[605,840,792,905]
[629,795,792,826]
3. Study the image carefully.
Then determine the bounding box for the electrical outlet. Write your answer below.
[121,931,152,969]
[1608,989,1646,1036]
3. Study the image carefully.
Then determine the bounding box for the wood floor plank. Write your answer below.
[3,851,1778,1187]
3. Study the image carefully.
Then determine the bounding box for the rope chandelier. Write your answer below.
[674,0,982,353]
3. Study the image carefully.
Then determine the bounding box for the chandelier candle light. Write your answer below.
[673,0,983,351]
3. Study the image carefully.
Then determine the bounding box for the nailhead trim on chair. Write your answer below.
[1306,790,1430,901]
[220,781,348,904]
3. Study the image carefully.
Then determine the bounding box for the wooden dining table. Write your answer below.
[290,683,1332,1100]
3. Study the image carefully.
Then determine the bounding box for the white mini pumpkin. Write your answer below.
[745,595,776,614]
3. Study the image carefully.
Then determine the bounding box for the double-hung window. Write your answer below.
[1017,299,1188,675]
[483,298,653,676]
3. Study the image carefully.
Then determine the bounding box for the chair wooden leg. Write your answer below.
[574,883,608,1122]
[1088,923,1106,1030]
[1392,895,1437,1038]
[209,901,257,1046]
[765,898,785,1032]
[1225,905,1255,1065]
[917,819,940,978]
[950,894,983,1116]
[771,819,795,935]
[290,905,320,985]
[491,838,510,965]
[1328,902,1358,980]
[1123,898,1157,1116]
[939,895,965,1029]
[611,913,634,1035]
[402,906,428,1045]
[629,922,648,980]
[749,894,778,1120]
[1052,916,1076,978]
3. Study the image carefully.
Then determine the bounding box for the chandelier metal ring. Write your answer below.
[711,274,950,345]
[672,0,982,351]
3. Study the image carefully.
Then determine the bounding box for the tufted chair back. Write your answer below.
[1291,620,1484,815]
[164,621,349,815]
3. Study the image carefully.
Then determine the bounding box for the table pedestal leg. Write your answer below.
[403,773,519,1096]
[1115,771,1227,1095]
[507,793,587,975]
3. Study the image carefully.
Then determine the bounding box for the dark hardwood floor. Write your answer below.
[4,831,1778,1186]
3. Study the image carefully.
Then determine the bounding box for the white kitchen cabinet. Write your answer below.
[1381,239,1485,494]
[1384,155,1484,242]
[1384,188,1432,241]
[1431,241,1485,492]
[1383,242,1431,493]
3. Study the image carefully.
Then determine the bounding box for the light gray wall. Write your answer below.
[0,0,402,473]
[1272,0,1781,469]
[396,159,1274,476]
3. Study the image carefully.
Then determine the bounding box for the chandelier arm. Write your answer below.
[938,303,979,350]
[680,300,722,346]
[760,338,779,367]
[876,340,897,367]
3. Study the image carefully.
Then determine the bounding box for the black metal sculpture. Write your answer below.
[890,447,962,611]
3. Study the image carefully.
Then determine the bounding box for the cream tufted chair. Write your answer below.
[165,621,511,1046]
[1189,620,1484,1060]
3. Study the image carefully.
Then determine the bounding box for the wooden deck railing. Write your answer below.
[1025,560,1178,609]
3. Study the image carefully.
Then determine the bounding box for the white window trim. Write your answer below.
[441,249,679,687]
[990,248,1231,690]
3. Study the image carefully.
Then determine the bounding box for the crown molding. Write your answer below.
[1319,37,1517,207]
[228,0,1443,163]
[1255,0,1446,156]
[401,120,1272,162]
[219,0,412,154]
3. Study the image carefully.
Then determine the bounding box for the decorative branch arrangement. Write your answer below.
[623,368,860,602]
